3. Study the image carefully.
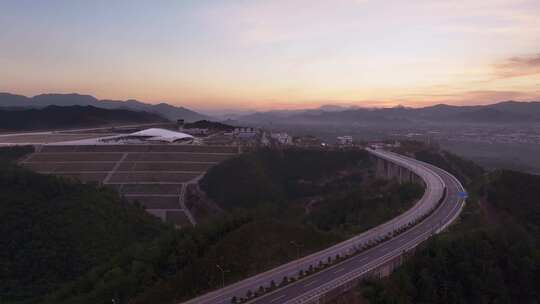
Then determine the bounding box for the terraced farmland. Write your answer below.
[21,144,239,227]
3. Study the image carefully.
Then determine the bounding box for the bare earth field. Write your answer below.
[27,153,124,162]
[117,162,215,172]
[0,133,116,144]
[20,144,239,227]
[124,152,232,162]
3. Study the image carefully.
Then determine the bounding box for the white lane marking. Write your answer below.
[182,151,453,304]
[270,294,286,303]
[333,267,346,274]
[303,279,319,288]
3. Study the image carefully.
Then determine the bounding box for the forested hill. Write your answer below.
[392,140,485,186]
[355,166,540,304]
[237,101,540,125]
[183,119,235,131]
[0,147,171,303]
[0,92,211,122]
[200,149,374,210]
[0,105,167,131]
[486,170,540,230]
[0,147,346,304]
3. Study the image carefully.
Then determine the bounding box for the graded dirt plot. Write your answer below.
[27,153,124,162]
[40,144,238,153]
[55,172,108,183]
[117,162,213,172]
[40,145,80,153]
[0,133,112,144]
[124,195,180,209]
[21,162,59,172]
[146,145,238,153]
[71,145,149,152]
[108,172,200,183]
[203,135,236,146]
[54,162,116,171]
[124,152,232,162]
[21,144,239,227]
[23,162,116,172]
[118,184,182,195]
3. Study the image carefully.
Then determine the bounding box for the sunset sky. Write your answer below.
[2,0,540,112]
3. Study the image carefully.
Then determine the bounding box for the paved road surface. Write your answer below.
[180,149,465,304]
[251,161,464,304]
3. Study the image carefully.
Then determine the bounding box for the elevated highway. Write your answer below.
[181,149,466,304]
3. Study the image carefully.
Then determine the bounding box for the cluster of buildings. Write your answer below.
[368,141,401,149]
[387,125,540,145]
[233,127,258,139]
[336,135,353,146]
[270,132,293,145]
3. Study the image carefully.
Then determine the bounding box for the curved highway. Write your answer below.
[181,149,466,304]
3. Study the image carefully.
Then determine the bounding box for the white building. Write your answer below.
[337,135,353,146]
[234,127,257,139]
[183,128,209,136]
[98,128,194,144]
[270,132,293,145]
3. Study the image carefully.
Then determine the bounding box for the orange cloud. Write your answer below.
[494,54,540,78]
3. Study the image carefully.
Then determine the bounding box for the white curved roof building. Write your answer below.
[48,128,195,145]
[129,128,194,143]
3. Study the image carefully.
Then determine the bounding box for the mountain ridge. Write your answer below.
[0,92,211,122]
[237,100,540,125]
[0,105,167,130]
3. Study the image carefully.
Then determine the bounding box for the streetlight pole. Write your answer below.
[290,241,303,260]
[216,264,229,288]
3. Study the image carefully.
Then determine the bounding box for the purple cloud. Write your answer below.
[495,54,540,78]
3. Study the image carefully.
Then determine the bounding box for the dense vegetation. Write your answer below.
[0,148,170,303]
[307,181,422,236]
[40,201,338,304]
[0,147,255,304]
[0,105,166,130]
[128,217,339,304]
[183,120,235,131]
[487,170,540,230]
[0,145,34,162]
[362,224,539,303]
[201,149,374,209]
[1,146,428,304]
[350,148,540,304]
[201,148,424,236]
[392,140,484,186]
[0,147,261,304]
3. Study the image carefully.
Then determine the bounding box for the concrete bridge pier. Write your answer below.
[374,156,421,185]
[306,253,409,304]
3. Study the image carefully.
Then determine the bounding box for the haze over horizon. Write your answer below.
[2,0,540,112]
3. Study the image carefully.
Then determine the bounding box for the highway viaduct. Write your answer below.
[181,148,466,304]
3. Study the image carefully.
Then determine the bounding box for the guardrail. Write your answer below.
[280,153,466,304]
[182,149,458,304]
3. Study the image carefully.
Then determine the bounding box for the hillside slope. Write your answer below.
[0,92,210,122]
[335,151,540,304]
[0,105,166,130]
[200,149,374,210]
[237,101,540,125]
[0,148,171,303]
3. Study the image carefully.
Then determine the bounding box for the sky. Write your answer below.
[2,0,540,112]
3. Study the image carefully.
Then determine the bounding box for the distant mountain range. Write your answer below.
[0,92,211,122]
[237,101,540,125]
[3,92,539,126]
[0,105,166,130]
